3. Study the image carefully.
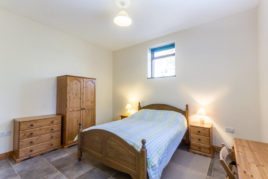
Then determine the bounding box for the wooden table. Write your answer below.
[234,138,268,179]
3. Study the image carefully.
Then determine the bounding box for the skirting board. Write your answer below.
[0,151,12,160]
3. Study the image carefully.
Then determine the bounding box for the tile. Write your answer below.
[0,160,20,179]
[42,149,70,163]
[162,162,207,179]
[212,161,225,174]
[44,172,67,179]
[210,170,226,179]
[207,156,215,176]
[0,147,226,179]
[51,153,94,178]
[170,150,211,174]
[13,157,59,179]
[65,146,78,155]
[0,159,11,169]
[76,168,110,179]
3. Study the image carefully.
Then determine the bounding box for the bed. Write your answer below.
[77,103,189,179]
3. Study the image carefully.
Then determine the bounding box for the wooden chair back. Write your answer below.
[219,145,236,179]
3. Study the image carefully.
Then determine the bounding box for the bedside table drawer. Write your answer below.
[191,135,210,145]
[191,144,211,154]
[191,126,210,137]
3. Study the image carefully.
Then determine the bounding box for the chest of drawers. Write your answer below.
[190,123,213,157]
[13,115,62,162]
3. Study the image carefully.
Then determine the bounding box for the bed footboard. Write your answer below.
[78,128,147,179]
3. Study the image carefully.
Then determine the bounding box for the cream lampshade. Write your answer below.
[125,103,134,115]
[197,107,207,124]
[114,10,132,27]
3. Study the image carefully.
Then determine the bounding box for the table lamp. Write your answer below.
[197,107,207,124]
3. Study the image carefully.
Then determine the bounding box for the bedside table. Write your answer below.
[190,123,213,157]
[120,115,128,119]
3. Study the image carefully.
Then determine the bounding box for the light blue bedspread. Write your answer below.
[85,109,187,179]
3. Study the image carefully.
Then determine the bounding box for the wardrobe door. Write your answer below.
[82,79,95,129]
[67,77,83,111]
[66,77,83,145]
[66,111,81,144]
[82,109,95,129]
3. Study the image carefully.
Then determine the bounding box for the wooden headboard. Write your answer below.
[138,102,190,145]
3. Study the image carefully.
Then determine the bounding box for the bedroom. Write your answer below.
[0,0,267,179]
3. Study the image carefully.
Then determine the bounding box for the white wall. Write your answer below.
[258,0,268,142]
[0,9,113,153]
[113,9,260,146]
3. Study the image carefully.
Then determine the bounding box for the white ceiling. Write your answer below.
[0,0,258,51]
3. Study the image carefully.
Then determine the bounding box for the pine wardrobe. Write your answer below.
[57,75,96,147]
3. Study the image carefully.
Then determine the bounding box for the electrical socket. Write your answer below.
[0,131,11,137]
[225,127,235,134]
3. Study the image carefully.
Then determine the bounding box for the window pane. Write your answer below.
[148,43,176,78]
[152,56,175,77]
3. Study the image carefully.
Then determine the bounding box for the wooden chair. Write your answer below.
[219,145,237,179]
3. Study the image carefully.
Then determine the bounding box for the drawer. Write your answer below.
[191,135,210,145]
[19,125,61,140]
[190,126,210,137]
[191,144,211,154]
[20,117,61,131]
[19,139,60,158]
[19,132,61,149]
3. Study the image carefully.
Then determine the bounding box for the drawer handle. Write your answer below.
[198,138,201,141]
[29,132,33,136]
[29,141,33,144]
[50,144,53,147]
[198,147,201,150]
[50,136,54,139]
[29,149,33,152]
[197,131,201,133]
[30,124,34,127]
[50,128,54,132]
[51,121,54,124]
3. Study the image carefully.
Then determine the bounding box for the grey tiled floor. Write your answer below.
[0,146,225,179]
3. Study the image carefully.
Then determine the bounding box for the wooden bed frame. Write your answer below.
[77,103,189,179]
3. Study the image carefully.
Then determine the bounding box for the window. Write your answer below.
[148,43,176,78]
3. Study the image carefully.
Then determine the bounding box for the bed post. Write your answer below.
[185,104,190,145]
[78,122,83,161]
[138,139,147,179]
[138,102,142,111]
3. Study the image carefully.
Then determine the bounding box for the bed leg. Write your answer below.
[78,149,82,161]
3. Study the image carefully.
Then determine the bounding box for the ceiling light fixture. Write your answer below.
[114,0,132,27]
[114,10,132,27]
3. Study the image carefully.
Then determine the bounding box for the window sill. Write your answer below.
[147,75,176,79]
